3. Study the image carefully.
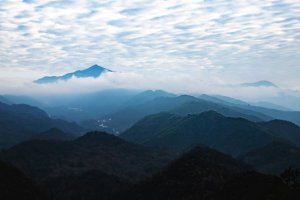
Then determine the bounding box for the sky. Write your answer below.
[0,0,300,94]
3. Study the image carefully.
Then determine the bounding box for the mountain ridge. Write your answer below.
[34,65,112,84]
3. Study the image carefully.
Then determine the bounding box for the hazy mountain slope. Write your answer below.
[0,160,53,200]
[31,128,76,141]
[258,120,300,147]
[98,95,198,133]
[0,102,84,149]
[121,112,183,144]
[122,90,176,107]
[44,89,139,122]
[239,141,300,174]
[171,100,267,122]
[117,145,250,200]
[122,111,279,156]
[0,95,11,104]
[1,131,175,182]
[200,94,300,126]
[34,64,112,84]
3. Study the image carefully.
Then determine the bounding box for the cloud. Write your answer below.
[0,0,299,91]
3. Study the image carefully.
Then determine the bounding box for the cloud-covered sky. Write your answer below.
[0,0,300,91]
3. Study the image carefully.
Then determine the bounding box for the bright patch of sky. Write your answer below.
[0,0,300,87]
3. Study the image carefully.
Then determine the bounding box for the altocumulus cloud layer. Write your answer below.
[0,0,300,92]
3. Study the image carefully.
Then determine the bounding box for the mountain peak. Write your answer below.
[34,65,113,84]
[240,80,278,88]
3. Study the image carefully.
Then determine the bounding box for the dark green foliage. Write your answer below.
[122,111,278,156]
[0,159,53,200]
[239,141,300,174]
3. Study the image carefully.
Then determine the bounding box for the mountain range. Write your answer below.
[34,65,112,84]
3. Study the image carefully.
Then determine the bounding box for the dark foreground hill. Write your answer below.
[0,102,84,149]
[0,160,53,200]
[115,145,250,200]
[1,131,175,182]
[116,146,300,200]
[121,111,279,156]
[239,141,300,174]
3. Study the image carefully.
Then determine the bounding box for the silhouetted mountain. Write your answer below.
[121,111,280,156]
[0,159,53,200]
[1,131,175,183]
[0,102,84,149]
[239,141,300,174]
[258,120,300,147]
[240,80,278,87]
[34,65,112,84]
[31,128,76,141]
[117,145,250,200]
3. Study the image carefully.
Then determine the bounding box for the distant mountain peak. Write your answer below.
[240,80,278,88]
[34,65,113,84]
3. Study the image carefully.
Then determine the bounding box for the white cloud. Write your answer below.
[0,0,300,91]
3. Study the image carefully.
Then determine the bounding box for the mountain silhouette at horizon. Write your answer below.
[34,65,112,84]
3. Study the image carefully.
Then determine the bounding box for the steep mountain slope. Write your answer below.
[239,141,300,174]
[117,145,250,200]
[0,160,53,200]
[1,131,175,182]
[34,64,112,84]
[121,111,280,156]
[258,120,300,147]
[0,102,84,149]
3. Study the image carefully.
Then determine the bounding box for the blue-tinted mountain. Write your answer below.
[198,94,300,126]
[0,95,11,104]
[258,120,300,147]
[199,94,249,106]
[121,111,280,156]
[240,80,278,87]
[34,65,112,84]
[31,128,76,141]
[0,102,84,149]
